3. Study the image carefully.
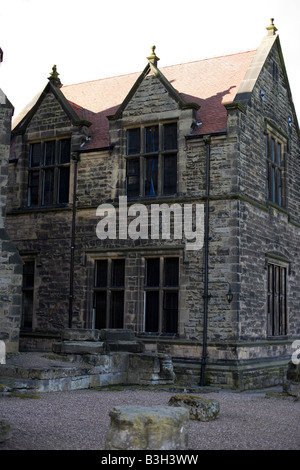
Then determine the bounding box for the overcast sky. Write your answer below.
[0,0,299,123]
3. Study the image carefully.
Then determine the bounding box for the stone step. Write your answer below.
[0,362,93,380]
[0,371,100,393]
[61,328,137,343]
[62,328,101,342]
[105,340,144,353]
[52,341,105,355]
[100,329,136,342]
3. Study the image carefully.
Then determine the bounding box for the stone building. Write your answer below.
[0,48,23,354]
[6,21,300,388]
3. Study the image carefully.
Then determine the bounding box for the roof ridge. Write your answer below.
[62,49,257,90]
[62,70,141,89]
[161,49,257,69]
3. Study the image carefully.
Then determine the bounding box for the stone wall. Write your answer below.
[0,92,23,354]
[4,38,300,387]
[236,40,300,344]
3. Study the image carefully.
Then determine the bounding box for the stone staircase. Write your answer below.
[52,328,144,357]
[0,329,176,394]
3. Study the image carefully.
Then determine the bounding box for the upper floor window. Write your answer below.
[27,138,71,207]
[265,133,285,207]
[126,123,177,198]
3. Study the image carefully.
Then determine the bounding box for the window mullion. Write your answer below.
[54,140,59,204]
[54,166,59,205]
[38,143,44,206]
[107,259,112,328]
[158,125,162,197]
[158,257,163,333]
[141,126,145,196]
[158,124,162,195]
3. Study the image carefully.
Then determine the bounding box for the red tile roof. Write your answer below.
[61,50,256,150]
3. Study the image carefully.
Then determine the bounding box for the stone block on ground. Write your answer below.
[0,420,12,442]
[168,394,220,421]
[283,361,300,398]
[105,405,189,450]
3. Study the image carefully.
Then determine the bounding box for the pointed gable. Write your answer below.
[234,19,299,138]
[60,48,256,150]
[108,48,199,122]
[12,74,91,136]
[111,66,181,119]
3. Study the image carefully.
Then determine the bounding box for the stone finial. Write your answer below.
[48,64,62,86]
[266,18,278,36]
[147,45,160,67]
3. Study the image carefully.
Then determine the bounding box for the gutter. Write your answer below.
[200,135,211,386]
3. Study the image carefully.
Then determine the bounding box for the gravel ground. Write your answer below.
[0,387,299,451]
[0,353,299,451]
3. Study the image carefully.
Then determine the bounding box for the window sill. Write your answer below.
[266,201,288,215]
[138,333,179,339]
[7,204,71,215]
[124,194,179,203]
[266,335,289,340]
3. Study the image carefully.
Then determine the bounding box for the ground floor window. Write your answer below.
[144,257,179,334]
[267,262,287,336]
[21,260,35,330]
[93,259,125,329]
[91,254,180,335]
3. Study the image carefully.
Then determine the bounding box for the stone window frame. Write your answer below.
[143,255,180,336]
[27,137,71,207]
[86,248,183,336]
[125,121,178,198]
[92,257,126,330]
[266,255,288,337]
[20,257,36,331]
[265,122,287,208]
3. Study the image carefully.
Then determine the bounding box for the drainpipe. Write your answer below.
[68,151,79,328]
[200,135,211,386]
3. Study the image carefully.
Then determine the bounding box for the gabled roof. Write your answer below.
[60,49,256,150]
[13,22,298,152]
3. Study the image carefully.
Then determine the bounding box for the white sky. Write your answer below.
[0,0,299,122]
